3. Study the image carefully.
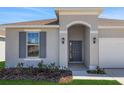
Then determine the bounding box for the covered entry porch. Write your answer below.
[59,21,99,70]
[57,8,101,70]
[68,63,87,71]
[68,24,90,69]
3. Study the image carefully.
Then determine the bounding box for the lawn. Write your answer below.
[0,79,121,85]
[0,61,5,69]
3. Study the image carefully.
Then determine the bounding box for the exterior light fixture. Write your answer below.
[61,37,65,44]
[93,37,96,44]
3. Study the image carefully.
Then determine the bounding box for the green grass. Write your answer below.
[0,61,5,69]
[0,79,121,85]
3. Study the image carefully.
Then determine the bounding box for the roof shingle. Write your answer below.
[3,18,59,25]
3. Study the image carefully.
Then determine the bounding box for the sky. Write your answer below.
[0,7,124,24]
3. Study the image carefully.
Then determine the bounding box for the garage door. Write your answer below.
[99,38,124,68]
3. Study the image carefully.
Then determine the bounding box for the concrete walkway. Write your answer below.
[72,68,124,84]
[105,69,124,84]
[69,64,124,84]
[73,70,114,80]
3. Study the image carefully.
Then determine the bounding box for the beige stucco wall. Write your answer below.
[0,29,5,61]
[59,15,98,31]
[84,27,90,67]
[59,31,68,67]
[6,28,59,67]
[90,32,99,67]
[0,40,5,61]
[68,25,84,41]
[99,29,124,38]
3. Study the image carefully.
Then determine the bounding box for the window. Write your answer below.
[27,32,39,57]
[0,37,5,41]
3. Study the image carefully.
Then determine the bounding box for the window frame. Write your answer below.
[0,37,5,41]
[26,32,40,58]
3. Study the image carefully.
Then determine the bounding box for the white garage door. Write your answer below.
[99,38,124,68]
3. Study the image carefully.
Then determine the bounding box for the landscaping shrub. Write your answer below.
[38,60,44,69]
[0,62,5,69]
[17,63,24,68]
[0,62,72,83]
[87,66,105,74]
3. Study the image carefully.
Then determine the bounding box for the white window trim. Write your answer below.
[26,32,40,58]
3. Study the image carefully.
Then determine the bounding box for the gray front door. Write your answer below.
[69,41,82,61]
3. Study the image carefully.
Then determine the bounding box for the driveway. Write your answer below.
[105,69,124,85]
[72,68,124,84]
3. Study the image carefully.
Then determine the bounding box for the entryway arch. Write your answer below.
[67,21,91,70]
[66,21,91,29]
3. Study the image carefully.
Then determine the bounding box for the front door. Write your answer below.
[69,41,82,62]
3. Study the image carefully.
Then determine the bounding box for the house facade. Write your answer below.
[0,28,5,61]
[2,8,124,70]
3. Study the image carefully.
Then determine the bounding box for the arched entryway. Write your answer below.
[67,23,90,70]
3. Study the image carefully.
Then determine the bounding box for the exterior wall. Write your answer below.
[84,27,90,67]
[6,28,59,68]
[99,29,124,68]
[90,31,99,69]
[99,29,124,38]
[0,29,5,61]
[0,38,5,61]
[59,15,97,31]
[68,25,84,41]
[59,31,68,67]
[59,14,99,69]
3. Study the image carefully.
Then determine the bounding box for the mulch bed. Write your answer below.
[0,68,72,83]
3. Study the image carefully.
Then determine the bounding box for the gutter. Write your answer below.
[98,26,124,29]
[0,35,5,38]
[0,25,60,28]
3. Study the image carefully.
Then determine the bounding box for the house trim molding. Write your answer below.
[98,26,124,29]
[66,21,91,28]
[59,30,67,33]
[1,25,60,28]
[90,31,98,33]
[0,35,5,38]
[59,12,101,15]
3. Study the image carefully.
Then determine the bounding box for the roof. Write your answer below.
[0,18,59,28]
[98,18,124,26]
[3,18,59,26]
[1,16,124,29]
[3,17,124,26]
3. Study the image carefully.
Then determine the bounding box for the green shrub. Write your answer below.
[17,63,24,68]
[38,61,59,71]
[38,60,45,69]
[0,62,5,69]
[87,66,105,74]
